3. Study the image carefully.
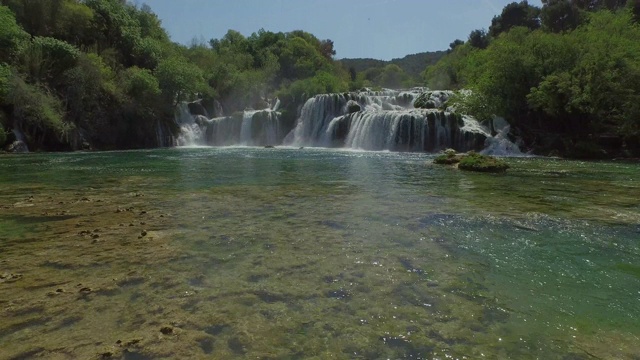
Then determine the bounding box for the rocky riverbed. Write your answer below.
[2,148,640,359]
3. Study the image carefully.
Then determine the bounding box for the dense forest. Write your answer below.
[1,0,639,157]
[0,0,357,151]
[425,0,640,157]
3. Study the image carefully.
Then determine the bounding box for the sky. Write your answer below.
[142,0,543,61]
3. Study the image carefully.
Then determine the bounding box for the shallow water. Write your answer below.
[0,148,639,359]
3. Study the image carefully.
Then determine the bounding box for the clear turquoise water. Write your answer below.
[0,148,639,359]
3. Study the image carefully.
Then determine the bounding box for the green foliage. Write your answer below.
[0,63,11,102]
[60,53,116,139]
[0,1,350,150]
[55,1,95,47]
[424,44,476,89]
[341,52,446,90]
[458,152,510,172]
[18,36,80,85]
[156,57,206,106]
[526,10,640,139]
[446,91,494,122]
[376,64,412,89]
[123,67,160,102]
[489,1,541,38]
[433,150,509,172]
[468,29,490,49]
[0,5,29,63]
[449,39,465,51]
[541,0,583,32]
[278,71,348,104]
[8,74,73,147]
[434,151,462,164]
[424,1,640,157]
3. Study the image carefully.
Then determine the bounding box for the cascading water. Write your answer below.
[175,90,521,154]
[175,101,286,147]
[284,89,493,152]
[175,103,207,146]
[239,111,255,145]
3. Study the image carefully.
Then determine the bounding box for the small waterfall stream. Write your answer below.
[176,101,284,147]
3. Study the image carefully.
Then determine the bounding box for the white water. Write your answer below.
[285,89,496,152]
[175,89,521,154]
[176,102,284,147]
[481,125,524,156]
[10,126,29,152]
[239,111,256,145]
[175,103,207,146]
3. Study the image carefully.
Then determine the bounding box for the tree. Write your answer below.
[541,0,582,32]
[18,36,80,86]
[468,29,490,49]
[449,39,464,52]
[489,1,541,38]
[319,39,336,59]
[8,74,72,148]
[376,64,411,89]
[156,57,206,106]
[0,5,29,63]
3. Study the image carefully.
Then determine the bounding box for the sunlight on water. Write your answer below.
[0,148,638,359]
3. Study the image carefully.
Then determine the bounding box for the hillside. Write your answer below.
[339,51,446,78]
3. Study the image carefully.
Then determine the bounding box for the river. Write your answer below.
[0,147,638,359]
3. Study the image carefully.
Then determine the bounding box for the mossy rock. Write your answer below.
[434,153,461,165]
[414,92,433,109]
[433,148,462,165]
[458,152,509,173]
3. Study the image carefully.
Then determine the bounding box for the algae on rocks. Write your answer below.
[434,150,509,173]
[458,151,509,173]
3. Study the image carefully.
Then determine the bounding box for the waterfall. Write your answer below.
[175,101,285,147]
[239,111,255,145]
[174,89,521,153]
[9,126,29,153]
[175,103,207,146]
[272,98,281,111]
[285,89,493,152]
